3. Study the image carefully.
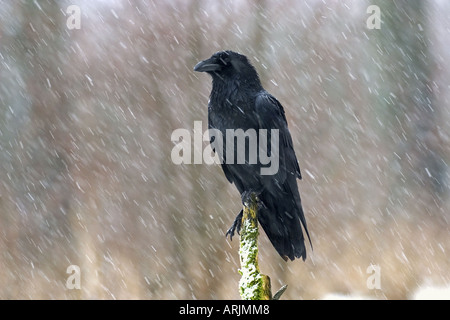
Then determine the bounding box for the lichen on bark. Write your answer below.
[238,193,271,300]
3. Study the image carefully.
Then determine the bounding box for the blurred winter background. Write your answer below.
[0,0,449,299]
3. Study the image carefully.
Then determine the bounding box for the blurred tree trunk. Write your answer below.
[251,0,268,81]
[1,1,79,297]
[371,0,446,216]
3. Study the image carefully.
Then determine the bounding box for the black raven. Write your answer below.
[194,50,311,261]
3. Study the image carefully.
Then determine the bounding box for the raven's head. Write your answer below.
[194,50,260,84]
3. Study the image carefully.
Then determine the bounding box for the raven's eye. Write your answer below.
[218,53,230,66]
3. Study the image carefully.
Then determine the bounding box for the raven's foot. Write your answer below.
[240,190,261,206]
[225,210,243,241]
[241,190,266,211]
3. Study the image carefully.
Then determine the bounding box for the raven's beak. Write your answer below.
[194,59,221,72]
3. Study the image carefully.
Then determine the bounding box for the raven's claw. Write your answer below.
[225,209,243,241]
[241,189,264,207]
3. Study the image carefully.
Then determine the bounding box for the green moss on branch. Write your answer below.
[238,193,271,300]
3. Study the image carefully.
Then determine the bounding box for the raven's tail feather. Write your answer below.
[257,189,311,261]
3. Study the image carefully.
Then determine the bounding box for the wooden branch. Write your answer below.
[238,192,287,300]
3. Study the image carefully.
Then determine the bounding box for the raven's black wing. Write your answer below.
[255,91,312,260]
[254,91,302,183]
